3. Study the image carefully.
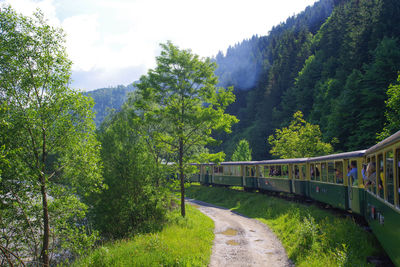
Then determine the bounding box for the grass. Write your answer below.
[72,204,214,267]
[186,184,384,267]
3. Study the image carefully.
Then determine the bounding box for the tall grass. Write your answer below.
[186,185,383,267]
[72,204,214,267]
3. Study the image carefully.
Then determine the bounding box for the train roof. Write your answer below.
[257,158,308,164]
[307,150,366,162]
[366,129,400,154]
[220,161,260,166]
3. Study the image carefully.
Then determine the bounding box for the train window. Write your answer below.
[225,166,240,176]
[282,165,289,178]
[223,166,230,176]
[378,154,384,199]
[364,157,377,193]
[268,166,274,177]
[386,151,394,205]
[335,161,343,184]
[301,165,306,180]
[236,166,241,176]
[347,160,358,186]
[321,163,327,182]
[328,162,335,183]
[310,164,315,180]
[246,166,251,177]
[294,165,300,179]
[396,149,400,208]
[315,164,321,181]
[204,166,211,177]
[263,166,269,177]
[216,166,223,174]
[275,165,282,177]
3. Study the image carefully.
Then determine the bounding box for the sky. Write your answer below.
[2,0,319,91]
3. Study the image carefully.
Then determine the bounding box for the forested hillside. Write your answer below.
[213,0,400,160]
[84,84,135,126]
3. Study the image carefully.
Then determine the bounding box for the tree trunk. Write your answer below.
[40,180,50,267]
[40,131,50,266]
[179,138,185,217]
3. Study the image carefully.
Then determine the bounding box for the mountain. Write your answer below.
[212,0,400,160]
[84,84,135,127]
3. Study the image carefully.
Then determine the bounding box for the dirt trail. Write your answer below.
[187,199,293,267]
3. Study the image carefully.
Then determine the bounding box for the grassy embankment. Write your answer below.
[73,204,214,267]
[186,184,384,267]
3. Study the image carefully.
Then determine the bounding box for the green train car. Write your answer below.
[256,158,307,194]
[307,150,366,212]
[364,131,400,266]
[192,130,400,265]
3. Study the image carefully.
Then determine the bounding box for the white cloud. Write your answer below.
[4,0,319,90]
[62,14,101,71]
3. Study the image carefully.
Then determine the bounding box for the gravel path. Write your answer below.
[187,199,293,267]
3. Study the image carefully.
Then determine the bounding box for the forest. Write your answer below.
[2,0,400,265]
[213,0,400,159]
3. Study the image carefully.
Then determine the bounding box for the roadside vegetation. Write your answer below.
[73,204,214,267]
[186,184,383,267]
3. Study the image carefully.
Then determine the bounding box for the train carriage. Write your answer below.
[199,163,213,185]
[190,130,400,266]
[364,130,400,266]
[256,159,304,193]
[307,150,365,211]
[212,162,245,187]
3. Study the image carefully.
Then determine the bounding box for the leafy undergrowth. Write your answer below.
[72,204,214,267]
[186,184,383,267]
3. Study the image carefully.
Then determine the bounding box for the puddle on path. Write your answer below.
[219,228,238,236]
[226,240,239,246]
[255,239,263,242]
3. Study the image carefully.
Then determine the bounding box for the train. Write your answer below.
[190,130,400,266]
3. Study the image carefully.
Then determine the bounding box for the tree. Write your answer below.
[134,42,238,217]
[268,111,333,159]
[231,139,252,161]
[90,102,170,238]
[0,7,103,266]
[378,74,400,140]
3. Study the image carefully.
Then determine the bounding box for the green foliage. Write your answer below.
[90,106,170,239]
[0,6,103,265]
[231,139,252,161]
[214,0,400,158]
[134,41,238,216]
[73,204,214,267]
[268,111,333,158]
[378,74,400,140]
[186,185,382,267]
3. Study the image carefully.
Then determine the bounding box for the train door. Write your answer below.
[396,149,400,208]
[292,164,299,193]
[347,160,358,209]
[386,150,394,205]
[377,154,384,199]
[205,166,210,184]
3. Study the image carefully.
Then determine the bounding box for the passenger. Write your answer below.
[378,167,384,190]
[335,168,343,183]
[365,162,376,187]
[347,161,358,186]
[362,163,367,183]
